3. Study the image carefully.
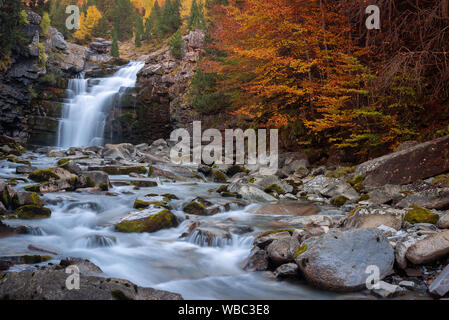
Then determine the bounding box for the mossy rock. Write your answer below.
[28,168,60,183]
[130,180,157,188]
[57,158,72,166]
[111,290,133,300]
[294,243,308,259]
[115,209,178,233]
[183,201,207,215]
[148,166,154,177]
[85,176,96,188]
[433,173,449,186]
[102,166,147,175]
[99,183,109,191]
[24,184,41,192]
[23,255,52,264]
[7,156,31,166]
[213,170,227,183]
[221,191,241,198]
[16,205,51,219]
[162,193,179,200]
[226,165,245,177]
[264,184,285,195]
[347,175,365,192]
[405,205,439,225]
[358,194,370,202]
[326,166,356,178]
[330,196,348,207]
[216,185,228,193]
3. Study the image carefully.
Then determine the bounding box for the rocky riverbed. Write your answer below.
[1,134,449,299]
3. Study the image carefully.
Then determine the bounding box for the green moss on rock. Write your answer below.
[216,185,228,193]
[405,205,439,225]
[326,166,356,178]
[347,175,365,192]
[130,180,157,188]
[358,194,371,202]
[294,243,307,259]
[23,255,52,264]
[264,184,285,195]
[111,290,133,300]
[330,196,348,207]
[213,170,227,183]
[183,201,207,215]
[115,209,178,233]
[16,205,51,219]
[148,166,154,177]
[162,193,179,200]
[29,169,60,183]
[99,183,108,191]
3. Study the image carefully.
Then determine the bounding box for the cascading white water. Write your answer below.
[57,61,145,148]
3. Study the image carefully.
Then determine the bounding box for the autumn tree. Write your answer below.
[74,5,102,41]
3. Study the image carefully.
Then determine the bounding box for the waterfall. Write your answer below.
[57,61,145,148]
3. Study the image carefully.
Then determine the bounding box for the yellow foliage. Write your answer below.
[74,6,102,41]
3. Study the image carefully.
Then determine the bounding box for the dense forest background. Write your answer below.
[2,0,449,164]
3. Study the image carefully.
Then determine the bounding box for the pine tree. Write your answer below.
[110,27,120,57]
[111,0,137,41]
[92,15,109,38]
[135,14,143,47]
[188,0,205,31]
[148,0,162,38]
[169,28,182,58]
[0,0,25,71]
[143,16,152,40]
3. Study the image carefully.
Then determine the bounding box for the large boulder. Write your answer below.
[406,230,449,265]
[295,229,395,291]
[55,43,89,73]
[0,269,182,300]
[355,135,449,188]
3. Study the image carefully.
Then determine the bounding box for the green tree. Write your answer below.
[111,27,120,57]
[188,0,205,31]
[169,28,182,58]
[92,15,109,38]
[0,0,26,71]
[135,14,143,47]
[111,0,137,41]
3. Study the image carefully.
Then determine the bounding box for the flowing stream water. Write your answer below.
[0,62,350,299]
[57,61,145,148]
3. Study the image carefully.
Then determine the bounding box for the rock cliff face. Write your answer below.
[0,11,89,145]
[104,30,205,145]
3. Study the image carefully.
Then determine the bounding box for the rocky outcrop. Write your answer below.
[355,135,449,188]
[0,11,88,144]
[0,263,182,300]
